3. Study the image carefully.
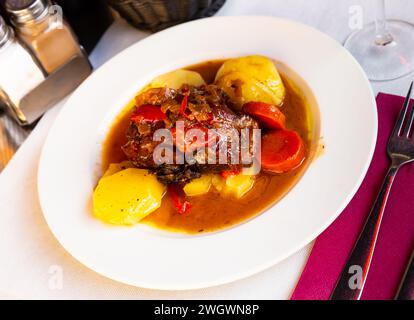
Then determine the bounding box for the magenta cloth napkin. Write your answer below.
[291,93,414,300]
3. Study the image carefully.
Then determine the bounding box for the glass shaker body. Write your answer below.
[16,14,83,74]
[0,17,45,123]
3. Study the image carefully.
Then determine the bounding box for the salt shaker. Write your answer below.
[0,15,45,124]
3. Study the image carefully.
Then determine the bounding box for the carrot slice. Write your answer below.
[243,101,286,129]
[261,130,306,173]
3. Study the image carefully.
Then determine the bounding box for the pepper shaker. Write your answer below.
[5,0,89,74]
[2,0,92,125]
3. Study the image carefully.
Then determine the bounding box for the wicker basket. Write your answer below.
[107,0,226,32]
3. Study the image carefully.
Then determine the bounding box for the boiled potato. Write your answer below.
[103,161,134,177]
[211,174,226,193]
[215,55,285,109]
[183,174,212,197]
[212,173,255,199]
[149,69,205,90]
[224,174,255,199]
[93,168,166,225]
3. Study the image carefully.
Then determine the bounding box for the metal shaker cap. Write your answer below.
[5,0,50,25]
[0,16,13,49]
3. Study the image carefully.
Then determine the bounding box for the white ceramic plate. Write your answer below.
[38,16,377,290]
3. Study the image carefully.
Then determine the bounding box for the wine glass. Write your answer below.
[344,0,414,81]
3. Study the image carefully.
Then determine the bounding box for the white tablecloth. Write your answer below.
[1,0,413,299]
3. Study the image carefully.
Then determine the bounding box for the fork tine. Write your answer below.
[404,82,414,137]
[392,82,413,137]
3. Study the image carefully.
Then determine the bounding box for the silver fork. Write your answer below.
[330,82,414,300]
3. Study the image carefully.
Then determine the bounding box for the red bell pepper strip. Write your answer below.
[168,185,191,215]
[220,169,241,179]
[131,105,166,123]
[180,95,188,117]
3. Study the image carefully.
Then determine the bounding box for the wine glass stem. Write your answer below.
[374,0,393,45]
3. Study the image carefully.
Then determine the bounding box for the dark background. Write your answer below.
[0,0,113,53]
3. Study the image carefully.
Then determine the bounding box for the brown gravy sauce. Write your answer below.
[102,60,317,234]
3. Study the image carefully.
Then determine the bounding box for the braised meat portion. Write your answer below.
[122,84,258,185]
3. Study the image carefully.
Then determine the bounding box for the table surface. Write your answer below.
[1,0,413,300]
